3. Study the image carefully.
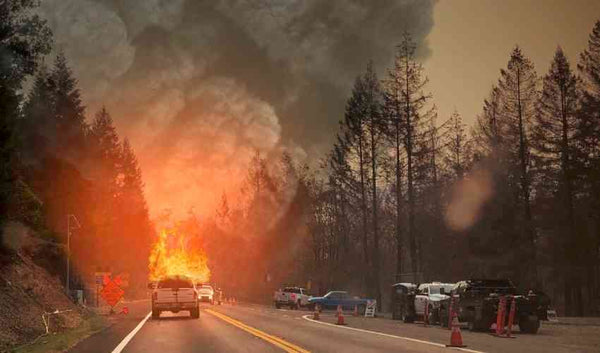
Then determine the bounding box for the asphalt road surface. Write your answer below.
[68,301,599,353]
[68,301,474,353]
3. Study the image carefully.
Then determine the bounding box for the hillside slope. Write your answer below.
[0,223,84,351]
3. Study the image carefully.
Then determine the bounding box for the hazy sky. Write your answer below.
[428,0,600,125]
[38,0,600,218]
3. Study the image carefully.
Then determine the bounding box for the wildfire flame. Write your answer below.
[148,229,211,283]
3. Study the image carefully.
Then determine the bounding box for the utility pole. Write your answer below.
[66,214,81,295]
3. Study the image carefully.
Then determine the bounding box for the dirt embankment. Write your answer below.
[0,223,85,351]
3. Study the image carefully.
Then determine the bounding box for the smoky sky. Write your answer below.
[39,0,435,217]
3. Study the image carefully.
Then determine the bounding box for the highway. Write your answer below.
[68,301,470,353]
[68,301,599,353]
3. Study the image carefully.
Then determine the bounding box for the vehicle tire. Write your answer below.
[519,315,540,334]
[275,302,281,309]
[152,308,160,319]
[401,309,414,323]
[358,304,366,315]
[468,318,489,332]
[428,306,438,325]
[191,307,200,319]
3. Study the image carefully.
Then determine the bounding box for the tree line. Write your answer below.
[302,25,600,316]
[0,1,153,297]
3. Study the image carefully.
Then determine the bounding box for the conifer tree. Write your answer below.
[0,0,51,225]
[497,46,539,284]
[534,47,583,315]
[383,32,433,281]
[50,52,87,160]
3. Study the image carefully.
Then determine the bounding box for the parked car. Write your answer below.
[148,275,199,319]
[414,282,454,324]
[198,284,215,304]
[438,279,550,333]
[308,291,372,313]
[273,287,311,309]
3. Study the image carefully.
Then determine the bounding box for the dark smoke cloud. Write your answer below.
[38,0,435,217]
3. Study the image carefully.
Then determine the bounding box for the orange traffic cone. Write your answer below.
[336,305,346,325]
[353,305,359,317]
[446,312,467,348]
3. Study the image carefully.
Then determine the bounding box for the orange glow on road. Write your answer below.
[148,229,211,283]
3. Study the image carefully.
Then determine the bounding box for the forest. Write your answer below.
[197,25,600,317]
[1,1,599,317]
[1,1,153,296]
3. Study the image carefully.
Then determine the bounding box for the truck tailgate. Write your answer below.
[156,288,197,303]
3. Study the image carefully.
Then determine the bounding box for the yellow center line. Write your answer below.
[205,309,311,353]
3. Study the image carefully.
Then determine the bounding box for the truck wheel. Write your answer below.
[152,309,160,319]
[401,309,414,323]
[428,307,438,325]
[191,308,200,319]
[519,315,540,334]
[275,302,281,309]
[468,318,490,332]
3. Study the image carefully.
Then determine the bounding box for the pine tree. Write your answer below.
[533,47,584,315]
[577,19,600,316]
[0,0,51,226]
[50,52,87,160]
[383,32,433,282]
[120,138,147,215]
[89,107,122,263]
[363,62,386,308]
[340,73,371,276]
[473,86,502,156]
[21,65,55,161]
[444,110,470,179]
[497,46,539,284]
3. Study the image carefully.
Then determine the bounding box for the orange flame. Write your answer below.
[148,229,211,283]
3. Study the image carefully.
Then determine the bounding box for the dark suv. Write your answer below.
[438,279,548,334]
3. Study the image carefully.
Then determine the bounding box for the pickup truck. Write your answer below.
[414,282,454,324]
[438,279,550,333]
[198,284,215,304]
[273,287,310,309]
[390,282,454,324]
[149,276,199,319]
[308,291,371,313]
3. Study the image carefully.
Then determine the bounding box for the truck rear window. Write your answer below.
[158,278,194,289]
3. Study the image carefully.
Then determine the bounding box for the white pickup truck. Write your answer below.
[273,287,310,309]
[414,282,454,324]
[149,276,199,319]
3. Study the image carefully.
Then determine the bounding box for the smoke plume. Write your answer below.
[38,0,436,217]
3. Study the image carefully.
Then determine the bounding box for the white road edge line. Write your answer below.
[301,315,484,353]
[111,312,152,353]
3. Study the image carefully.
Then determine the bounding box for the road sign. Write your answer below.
[365,299,376,318]
[100,279,124,307]
[95,272,111,285]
